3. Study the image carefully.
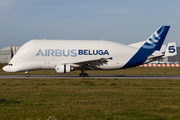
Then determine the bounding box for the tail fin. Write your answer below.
[164,42,177,57]
[142,26,170,51]
[128,26,170,50]
[122,26,170,68]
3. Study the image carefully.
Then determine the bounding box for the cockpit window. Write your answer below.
[8,64,13,66]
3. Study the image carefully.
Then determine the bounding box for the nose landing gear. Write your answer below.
[25,71,29,77]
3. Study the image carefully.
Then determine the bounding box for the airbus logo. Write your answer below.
[142,26,165,49]
[36,49,109,57]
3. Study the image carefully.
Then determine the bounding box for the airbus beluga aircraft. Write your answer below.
[3,26,174,77]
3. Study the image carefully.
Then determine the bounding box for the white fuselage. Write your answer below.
[3,40,139,72]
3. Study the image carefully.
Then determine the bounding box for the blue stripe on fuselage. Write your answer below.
[122,48,154,69]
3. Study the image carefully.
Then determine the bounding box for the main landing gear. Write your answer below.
[25,71,30,77]
[79,70,89,77]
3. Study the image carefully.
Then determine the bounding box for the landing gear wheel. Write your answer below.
[26,73,30,77]
[79,73,83,77]
[25,71,29,77]
[79,73,89,77]
[84,73,89,77]
[79,69,89,77]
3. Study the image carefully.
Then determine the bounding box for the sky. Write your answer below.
[0,0,180,49]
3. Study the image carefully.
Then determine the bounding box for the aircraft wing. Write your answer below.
[73,57,113,70]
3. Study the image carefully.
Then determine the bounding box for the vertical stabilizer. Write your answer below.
[122,26,170,68]
[142,26,170,51]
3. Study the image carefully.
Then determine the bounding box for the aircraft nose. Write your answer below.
[2,66,8,72]
[2,65,13,72]
[2,65,19,72]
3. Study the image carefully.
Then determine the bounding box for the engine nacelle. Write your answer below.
[55,64,73,73]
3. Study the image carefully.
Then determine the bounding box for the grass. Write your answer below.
[0,78,180,119]
[1,63,180,119]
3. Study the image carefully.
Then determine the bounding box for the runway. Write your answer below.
[1,75,180,79]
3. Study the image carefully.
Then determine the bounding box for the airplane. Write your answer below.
[129,42,177,64]
[3,26,172,77]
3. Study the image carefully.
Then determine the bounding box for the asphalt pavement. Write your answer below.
[0,75,180,79]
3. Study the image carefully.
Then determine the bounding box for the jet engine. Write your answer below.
[55,64,74,73]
